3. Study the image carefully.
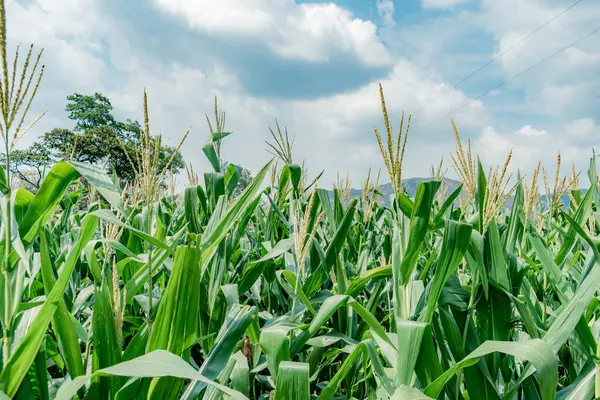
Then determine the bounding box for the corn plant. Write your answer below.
[3,1,600,399]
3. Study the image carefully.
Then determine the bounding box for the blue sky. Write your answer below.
[7,0,600,187]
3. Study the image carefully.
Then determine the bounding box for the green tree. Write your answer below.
[66,93,117,132]
[4,93,184,189]
[6,142,50,190]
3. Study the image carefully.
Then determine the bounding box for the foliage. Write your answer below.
[3,1,600,399]
[3,100,600,398]
[4,93,184,188]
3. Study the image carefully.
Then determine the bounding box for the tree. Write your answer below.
[5,93,184,189]
[5,142,51,190]
[66,93,117,132]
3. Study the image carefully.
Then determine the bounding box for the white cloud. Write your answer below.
[152,0,392,67]
[516,125,547,136]
[377,0,396,28]
[565,118,600,142]
[290,58,485,134]
[101,53,484,184]
[476,121,596,181]
[422,0,471,10]
[6,0,106,87]
[0,0,495,186]
[4,0,110,146]
[562,47,600,68]
[151,0,275,36]
[479,0,600,117]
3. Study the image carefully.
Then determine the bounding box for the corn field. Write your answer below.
[2,2,600,400]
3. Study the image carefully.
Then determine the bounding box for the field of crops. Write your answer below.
[2,1,600,400]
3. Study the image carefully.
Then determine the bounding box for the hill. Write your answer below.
[332,177,582,210]
[330,177,462,206]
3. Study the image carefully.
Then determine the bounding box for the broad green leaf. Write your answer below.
[290,295,349,355]
[55,350,248,400]
[147,245,202,400]
[398,180,440,286]
[396,320,427,386]
[39,229,85,379]
[0,214,98,397]
[274,362,310,400]
[260,326,291,381]
[424,339,558,400]
[392,386,433,400]
[421,220,472,323]
[91,280,123,399]
[181,304,257,399]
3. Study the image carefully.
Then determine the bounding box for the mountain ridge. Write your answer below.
[331,177,579,208]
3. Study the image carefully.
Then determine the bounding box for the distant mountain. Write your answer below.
[331,178,585,210]
[330,177,462,206]
[401,177,462,199]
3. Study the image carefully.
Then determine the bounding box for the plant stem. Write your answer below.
[462,278,478,348]
[401,284,410,320]
[290,259,300,321]
[147,246,153,338]
[542,271,547,325]
[3,136,11,366]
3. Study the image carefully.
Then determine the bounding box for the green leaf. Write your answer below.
[147,245,202,399]
[274,362,310,400]
[260,326,291,380]
[396,320,427,386]
[304,199,357,297]
[184,187,202,234]
[18,162,80,244]
[68,160,125,213]
[1,214,98,397]
[91,280,123,399]
[421,220,472,323]
[290,295,349,355]
[398,180,440,286]
[203,140,221,172]
[230,351,250,397]
[424,339,558,400]
[433,184,463,227]
[181,304,257,399]
[0,164,9,195]
[554,184,595,265]
[200,160,272,266]
[91,209,174,255]
[39,229,85,379]
[55,350,248,400]
[392,386,434,400]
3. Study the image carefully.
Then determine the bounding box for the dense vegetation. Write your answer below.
[1,1,600,399]
[3,92,185,190]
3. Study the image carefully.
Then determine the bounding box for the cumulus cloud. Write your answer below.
[475,121,596,182]
[516,125,547,136]
[565,118,600,144]
[479,0,600,117]
[10,0,596,188]
[5,0,488,186]
[152,0,392,67]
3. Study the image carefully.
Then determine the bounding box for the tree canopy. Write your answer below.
[4,93,184,189]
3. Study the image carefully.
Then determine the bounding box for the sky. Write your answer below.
[6,0,600,188]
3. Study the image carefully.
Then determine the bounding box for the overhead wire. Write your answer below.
[412,24,600,135]
[410,0,585,117]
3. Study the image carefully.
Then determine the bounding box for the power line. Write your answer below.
[412,24,600,135]
[410,0,585,117]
